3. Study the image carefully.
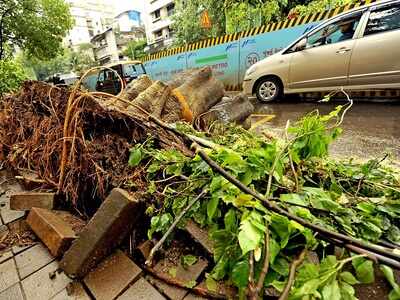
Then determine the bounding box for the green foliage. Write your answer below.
[70,44,97,76]
[128,107,400,298]
[0,0,73,60]
[292,0,357,16]
[21,48,72,80]
[181,255,198,268]
[0,59,27,95]
[123,40,147,60]
[172,0,226,45]
[380,265,400,300]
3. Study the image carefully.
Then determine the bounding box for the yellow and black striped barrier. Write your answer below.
[142,0,378,62]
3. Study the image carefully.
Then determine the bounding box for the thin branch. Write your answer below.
[279,248,307,300]
[191,143,400,266]
[256,229,270,293]
[145,189,207,266]
[248,251,256,299]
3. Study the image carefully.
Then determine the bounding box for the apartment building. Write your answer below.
[144,0,176,53]
[91,10,146,65]
[64,0,117,50]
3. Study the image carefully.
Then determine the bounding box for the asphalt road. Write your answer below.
[250,99,400,161]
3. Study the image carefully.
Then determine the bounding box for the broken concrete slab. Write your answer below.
[185,220,214,255]
[27,208,76,257]
[51,282,91,300]
[52,211,87,234]
[117,277,166,300]
[10,192,55,211]
[182,293,207,300]
[21,260,72,300]
[84,250,142,300]
[150,256,208,300]
[0,283,24,300]
[0,258,19,293]
[61,189,144,278]
[14,243,54,279]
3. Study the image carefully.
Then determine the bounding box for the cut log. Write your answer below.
[119,75,153,103]
[201,93,254,126]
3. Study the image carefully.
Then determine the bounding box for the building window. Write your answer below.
[167,3,175,17]
[152,9,161,22]
[154,30,162,40]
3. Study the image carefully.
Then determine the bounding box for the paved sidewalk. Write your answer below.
[0,172,203,300]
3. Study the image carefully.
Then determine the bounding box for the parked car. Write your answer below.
[243,0,400,102]
[95,60,147,95]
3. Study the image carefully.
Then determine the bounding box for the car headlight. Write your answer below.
[245,65,257,77]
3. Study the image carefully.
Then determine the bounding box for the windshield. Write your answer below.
[123,64,146,78]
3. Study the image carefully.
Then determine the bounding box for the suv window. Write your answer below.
[365,4,400,36]
[306,12,363,48]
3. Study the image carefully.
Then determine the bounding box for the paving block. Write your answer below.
[0,283,24,300]
[10,192,55,211]
[21,260,72,300]
[0,258,19,293]
[50,282,91,300]
[182,294,207,300]
[185,220,214,255]
[60,189,144,278]
[84,250,142,300]
[15,243,54,279]
[117,277,166,300]
[27,208,76,257]
[150,256,208,300]
[0,250,13,264]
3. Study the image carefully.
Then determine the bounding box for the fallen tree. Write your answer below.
[1,72,399,299]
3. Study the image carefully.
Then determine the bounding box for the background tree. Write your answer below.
[171,0,360,44]
[0,0,73,60]
[70,43,97,76]
[0,59,28,95]
[122,39,147,60]
[172,0,226,45]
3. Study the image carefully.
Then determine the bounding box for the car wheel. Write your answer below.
[255,77,282,103]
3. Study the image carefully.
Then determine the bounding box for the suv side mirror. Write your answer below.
[295,38,307,51]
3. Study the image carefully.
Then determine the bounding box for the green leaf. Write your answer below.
[272,257,290,276]
[290,279,321,299]
[224,209,236,231]
[380,265,400,300]
[181,255,198,268]
[296,263,320,284]
[238,215,264,255]
[340,281,357,300]
[128,148,143,167]
[269,238,281,264]
[184,280,197,288]
[340,272,359,285]
[352,258,374,284]
[168,267,177,278]
[207,196,219,221]
[232,260,250,288]
[205,275,218,292]
[322,279,341,300]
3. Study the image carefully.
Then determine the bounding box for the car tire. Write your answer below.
[255,77,283,103]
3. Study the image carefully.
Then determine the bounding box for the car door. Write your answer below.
[289,11,364,90]
[348,2,400,87]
